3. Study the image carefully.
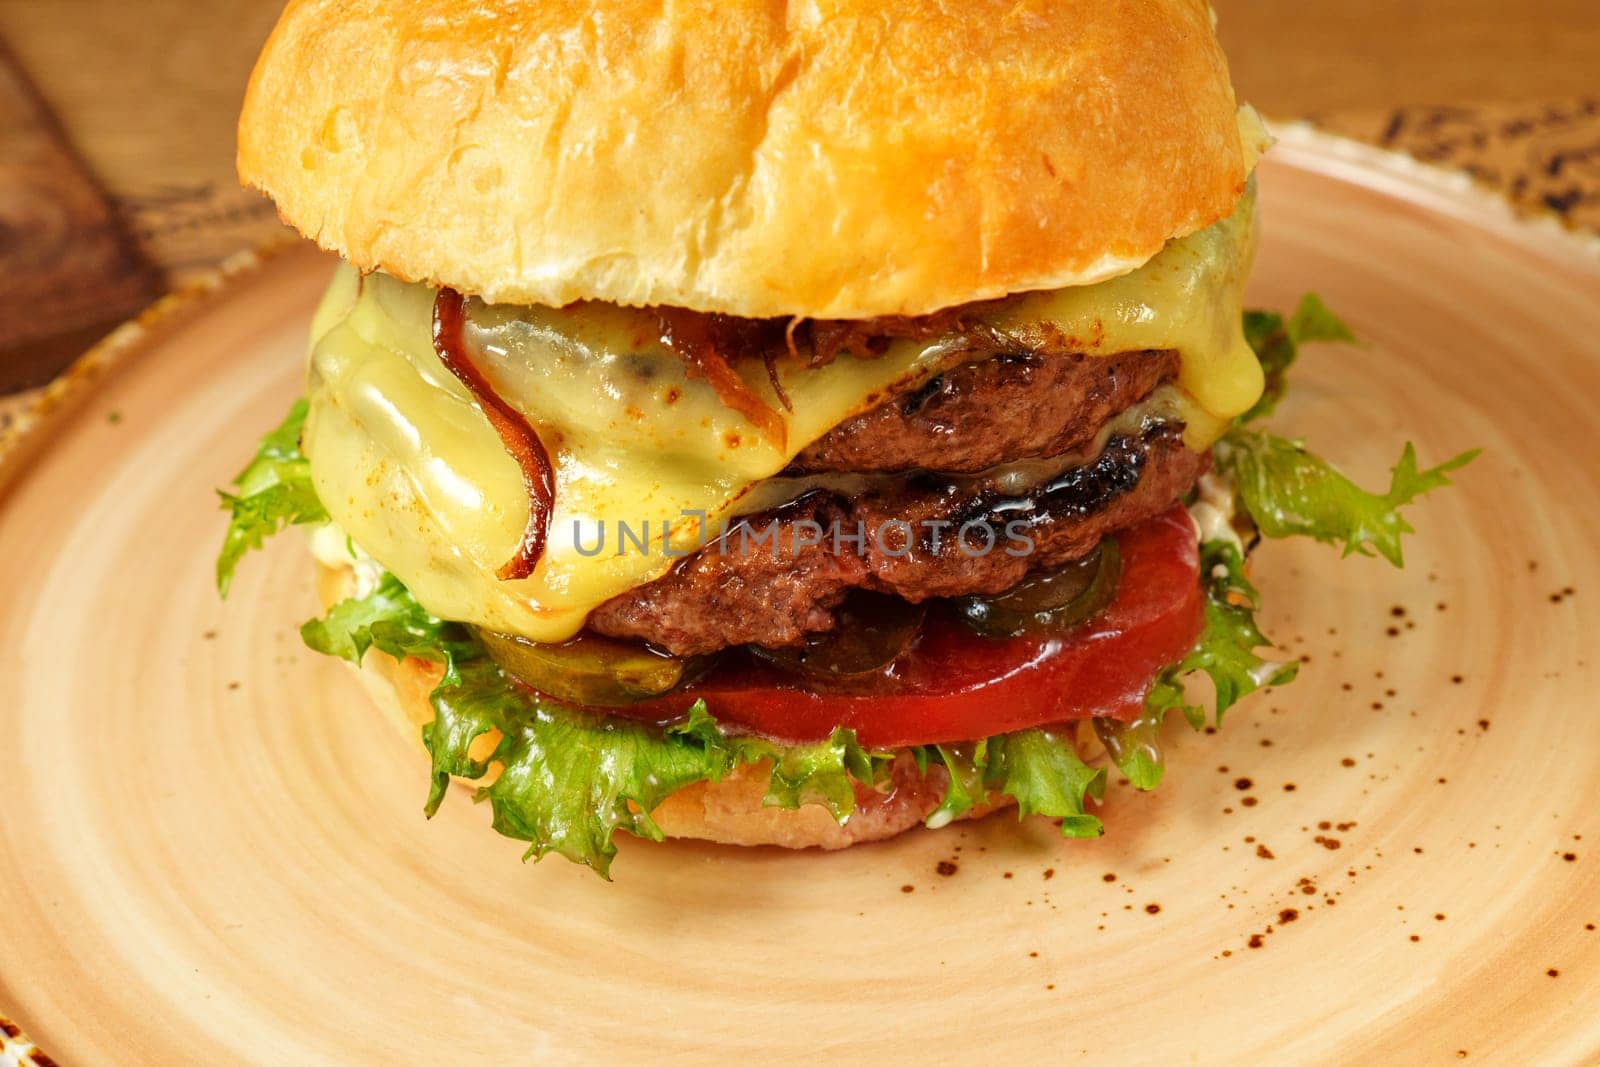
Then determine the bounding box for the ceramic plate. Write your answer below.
[3,129,1599,1064]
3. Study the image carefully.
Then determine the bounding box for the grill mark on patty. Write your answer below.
[898,372,950,417]
[949,432,1151,532]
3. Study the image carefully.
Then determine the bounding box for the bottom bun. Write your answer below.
[316,561,1014,849]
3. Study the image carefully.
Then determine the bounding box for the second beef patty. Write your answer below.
[591,426,1205,655]
[589,345,1203,655]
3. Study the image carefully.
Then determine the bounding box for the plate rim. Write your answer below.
[1267,121,1600,256]
[0,237,310,501]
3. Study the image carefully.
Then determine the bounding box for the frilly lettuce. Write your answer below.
[215,398,326,595]
[925,735,1106,838]
[1223,291,1476,567]
[1240,293,1358,423]
[1214,435,1477,566]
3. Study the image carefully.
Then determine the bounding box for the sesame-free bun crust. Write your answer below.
[241,0,1256,319]
[316,561,1010,849]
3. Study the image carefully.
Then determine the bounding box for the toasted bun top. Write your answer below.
[240,0,1255,319]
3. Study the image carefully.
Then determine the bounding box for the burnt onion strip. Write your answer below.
[654,308,788,448]
[432,288,554,581]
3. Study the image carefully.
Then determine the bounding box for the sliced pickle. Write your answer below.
[955,539,1123,638]
[475,628,705,706]
[751,592,925,678]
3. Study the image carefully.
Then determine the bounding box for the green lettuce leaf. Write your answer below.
[985,729,1107,839]
[306,563,1117,856]
[1215,432,1478,567]
[300,572,480,686]
[435,679,879,876]
[1178,540,1300,719]
[923,733,1105,838]
[215,398,327,595]
[925,742,988,829]
[1093,711,1166,791]
[1241,293,1358,423]
[1287,292,1360,346]
[668,702,878,820]
[435,664,734,876]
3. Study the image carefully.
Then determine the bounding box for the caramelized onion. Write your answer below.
[432,288,554,580]
[654,308,787,448]
[763,348,793,412]
[803,303,986,363]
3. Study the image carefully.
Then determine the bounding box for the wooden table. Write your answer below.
[1,0,1597,396]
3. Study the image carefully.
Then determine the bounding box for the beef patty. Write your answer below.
[794,348,1178,473]
[591,425,1206,656]
[657,301,1178,476]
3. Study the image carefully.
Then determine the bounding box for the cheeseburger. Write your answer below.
[219,0,1473,875]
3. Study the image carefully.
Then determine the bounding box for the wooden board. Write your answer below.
[0,42,158,391]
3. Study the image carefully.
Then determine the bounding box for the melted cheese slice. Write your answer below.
[302,187,1262,643]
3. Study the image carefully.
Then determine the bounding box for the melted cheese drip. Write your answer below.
[303,188,1261,643]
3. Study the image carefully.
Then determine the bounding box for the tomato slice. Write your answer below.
[593,506,1203,749]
